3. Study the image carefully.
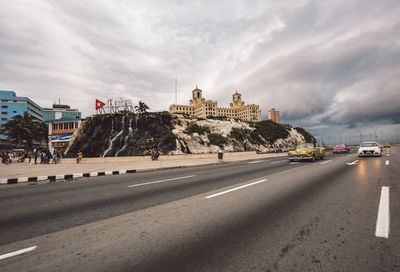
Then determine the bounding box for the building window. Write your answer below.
[1,118,7,121]
[13,111,16,113]
[1,105,7,109]
[75,122,78,129]
[1,112,7,115]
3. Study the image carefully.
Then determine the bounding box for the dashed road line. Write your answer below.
[0,246,37,260]
[347,160,359,166]
[128,175,196,188]
[271,160,286,164]
[248,160,264,164]
[375,186,390,239]
[290,162,299,165]
[385,160,389,166]
[320,160,332,165]
[205,179,267,199]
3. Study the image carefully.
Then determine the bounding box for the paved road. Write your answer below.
[0,147,399,271]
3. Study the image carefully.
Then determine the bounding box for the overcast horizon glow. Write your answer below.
[1,0,400,143]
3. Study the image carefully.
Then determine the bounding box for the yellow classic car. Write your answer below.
[383,143,391,148]
[288,143,325,162]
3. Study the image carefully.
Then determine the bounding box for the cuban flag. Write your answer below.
[96,99,105,110]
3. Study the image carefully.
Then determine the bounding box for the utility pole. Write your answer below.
[174,78,178,105]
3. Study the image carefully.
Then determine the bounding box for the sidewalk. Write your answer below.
[0,152,287,183]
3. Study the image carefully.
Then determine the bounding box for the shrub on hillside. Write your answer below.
[294,127,315,143]
[254,120,289,143]
[185,123,210,135]
[230,128,247,141]
[208,133,229,147]
[206,115,229,121]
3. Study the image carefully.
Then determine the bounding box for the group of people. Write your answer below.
[151,147,160,161]
[1,151,16,165]
[270,144,283,153]
[1,149,63,165]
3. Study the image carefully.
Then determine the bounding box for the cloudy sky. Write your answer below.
[1,0,400,143]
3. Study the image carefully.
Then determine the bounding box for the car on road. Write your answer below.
[288,143,325,162]
[358,142,382,157]
[383,143,391,148]
[333,144,350,154]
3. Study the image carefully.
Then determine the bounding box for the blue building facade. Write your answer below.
[0,90,43,139]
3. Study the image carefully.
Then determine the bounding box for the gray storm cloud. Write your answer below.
[0,0,399,141]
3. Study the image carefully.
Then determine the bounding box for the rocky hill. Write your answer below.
[65,112,314,157]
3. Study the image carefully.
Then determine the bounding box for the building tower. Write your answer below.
[268,108,280,123]
[190,86,205,105]
[230,91,245,108]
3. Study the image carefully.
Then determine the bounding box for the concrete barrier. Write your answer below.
[59,151,258,164]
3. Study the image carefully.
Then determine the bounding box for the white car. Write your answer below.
[358,142,382,157]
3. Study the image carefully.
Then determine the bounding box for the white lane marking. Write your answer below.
[290,162,299,165]
[347,154,353,156]
[128,175,195,188]
[320,160,332,165]
[248,160,264,164]
[386,154,389,157]
[0,246,37,260]
[205,179,267,199]
[385,160,389,166]
[271,160,286,164]
[347,160,359,166]
[375,186,390,239]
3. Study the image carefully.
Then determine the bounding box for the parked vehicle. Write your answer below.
[358,142,382,157]
[288,143,325,162]
[383,143,391,148]
[333,144,350,154]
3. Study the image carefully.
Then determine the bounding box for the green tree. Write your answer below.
[3,113,48,149]
[134,100,150,114]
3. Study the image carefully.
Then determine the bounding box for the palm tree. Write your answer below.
[134,100,150,114]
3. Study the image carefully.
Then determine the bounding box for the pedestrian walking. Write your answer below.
[8,151,13,164]
[27,150,32,165]
[34,149,38,164]
[46,150,52,164]
[40,152,45,164]
[2,152,8,165]
[77,151,83,163]
[56,151,61,164]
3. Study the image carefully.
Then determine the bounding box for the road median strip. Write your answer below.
[0,169,137,185]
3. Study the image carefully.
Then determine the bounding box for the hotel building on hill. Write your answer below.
[169,87,261,122]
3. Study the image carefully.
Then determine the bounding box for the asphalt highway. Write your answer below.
[0,147,399,271]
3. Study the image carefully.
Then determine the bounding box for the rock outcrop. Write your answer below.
[65,112,311,157]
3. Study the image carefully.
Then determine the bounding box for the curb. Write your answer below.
[0,169,136,185]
